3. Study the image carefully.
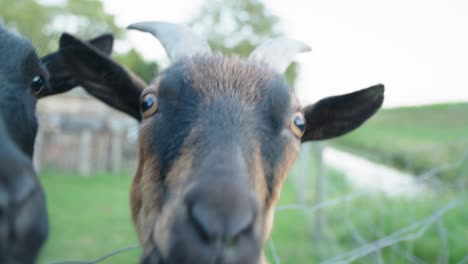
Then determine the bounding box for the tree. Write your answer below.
[190,0,299,86]
[113,48,158,83]
[0,0,119,53]
[1,0,157,81]
[0,0,53,51]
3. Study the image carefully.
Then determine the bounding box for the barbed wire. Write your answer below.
[268,141,468,264]
[268,238,281,264]
[320,198,463,264]
[48,142,467,264]
[49,244,139,264]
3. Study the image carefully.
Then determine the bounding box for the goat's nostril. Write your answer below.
[187,197,255,246]
[188,202,220,243]
[0,189,8,216]
[142,249,161,264]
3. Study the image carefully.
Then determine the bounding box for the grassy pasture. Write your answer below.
[37,167,467,263]
[332,103,468,183]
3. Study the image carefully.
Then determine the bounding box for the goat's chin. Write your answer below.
[141,247,163,264]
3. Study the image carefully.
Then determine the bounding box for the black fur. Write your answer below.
[302,84,385,141]
[0,24,48,264]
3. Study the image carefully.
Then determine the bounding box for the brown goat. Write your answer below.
[59,22,384,264]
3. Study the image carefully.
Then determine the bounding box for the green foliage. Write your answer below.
[0,0,54,51]
[0,0,119,53]
[60,0,121,39]
[1,0,157,81]
[332,103,468,183]
[190,0,299,85]
[191,0,280,55]
[113,49,158,83]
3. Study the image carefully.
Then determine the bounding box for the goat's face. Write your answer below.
[133,55,302,263]
[0,25,48,263]
[56,22,384,264]
[0,26,114,263]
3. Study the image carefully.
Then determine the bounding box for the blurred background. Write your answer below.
[1,0,467,263]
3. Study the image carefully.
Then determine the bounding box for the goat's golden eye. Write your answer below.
[290,112,306,138]
[31,75,45,96]
[140,93,158,117]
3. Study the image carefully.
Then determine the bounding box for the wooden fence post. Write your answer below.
[111,131,123,175]
[79,129,92,176]
[313,142,326,246]
[33,127,44,172]
[295,143,310,203]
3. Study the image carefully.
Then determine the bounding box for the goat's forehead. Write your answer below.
[0,28,37,75]
[157,54,292,107]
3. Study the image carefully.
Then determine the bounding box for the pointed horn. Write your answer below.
[128,21,211,62]
[249,38,311,73]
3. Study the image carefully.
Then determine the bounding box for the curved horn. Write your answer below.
[127,21,211,62]
[249,38,311,73]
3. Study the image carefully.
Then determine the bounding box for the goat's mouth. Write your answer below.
[143,243,262,264]
[142,246,163,264]
[145,212,263,264]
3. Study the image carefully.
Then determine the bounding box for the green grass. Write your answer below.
[264,178,315,263]
[271,164,467,263]
[37,166,467,263]
[37,171,316,264]
[332,103,468,182]
[37,172,141,264]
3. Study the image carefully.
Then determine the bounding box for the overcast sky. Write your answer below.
[103,0,468,108]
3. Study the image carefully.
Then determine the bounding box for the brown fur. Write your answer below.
[186,54,274,107]
[132,54,304,264]
[264,132,301,241]
[131,120,161,246]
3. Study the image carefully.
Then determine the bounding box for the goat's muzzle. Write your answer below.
[146,148,263,264]
[0,150,48,264]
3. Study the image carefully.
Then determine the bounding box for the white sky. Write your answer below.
[102,0,468,108]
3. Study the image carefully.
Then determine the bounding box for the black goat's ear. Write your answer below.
[301,84,384,142]
[39,33,114,98]
[60,33,114,55]
[59,33,146,121]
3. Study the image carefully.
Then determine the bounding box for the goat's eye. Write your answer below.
[31,75,45,95]
[141,93,158,118]
[290,112,306,138]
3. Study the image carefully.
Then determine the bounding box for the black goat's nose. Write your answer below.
[0,152,48,263]
[186,182,256,244]
[188,200,255,245]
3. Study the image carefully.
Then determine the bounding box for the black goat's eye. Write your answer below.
[140,93,158,118]
[31,75,45,95]
[290,112,306,138]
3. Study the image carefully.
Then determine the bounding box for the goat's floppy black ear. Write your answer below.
[39,33,114,98]
[301,84,384,142]
[60,33,114,55]
[59,33,146,121]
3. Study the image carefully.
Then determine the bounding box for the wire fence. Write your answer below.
[266,142,468,264]
[45,140,468,264]
[37,95,468,264]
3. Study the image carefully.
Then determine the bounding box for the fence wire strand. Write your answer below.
[320,198,463,264]
[263,138,467,263]
[50,244,139,264]
[48,141,467,264]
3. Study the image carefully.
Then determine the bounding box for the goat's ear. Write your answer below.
[60,33,113,55]
[59,33,146,121]
[39,33,114,98]
[301,84,384,142]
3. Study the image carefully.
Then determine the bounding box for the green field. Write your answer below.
[332,103,468,183]
[37,167,467,264]
[37,172,141,263]
[36,103,468,263]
